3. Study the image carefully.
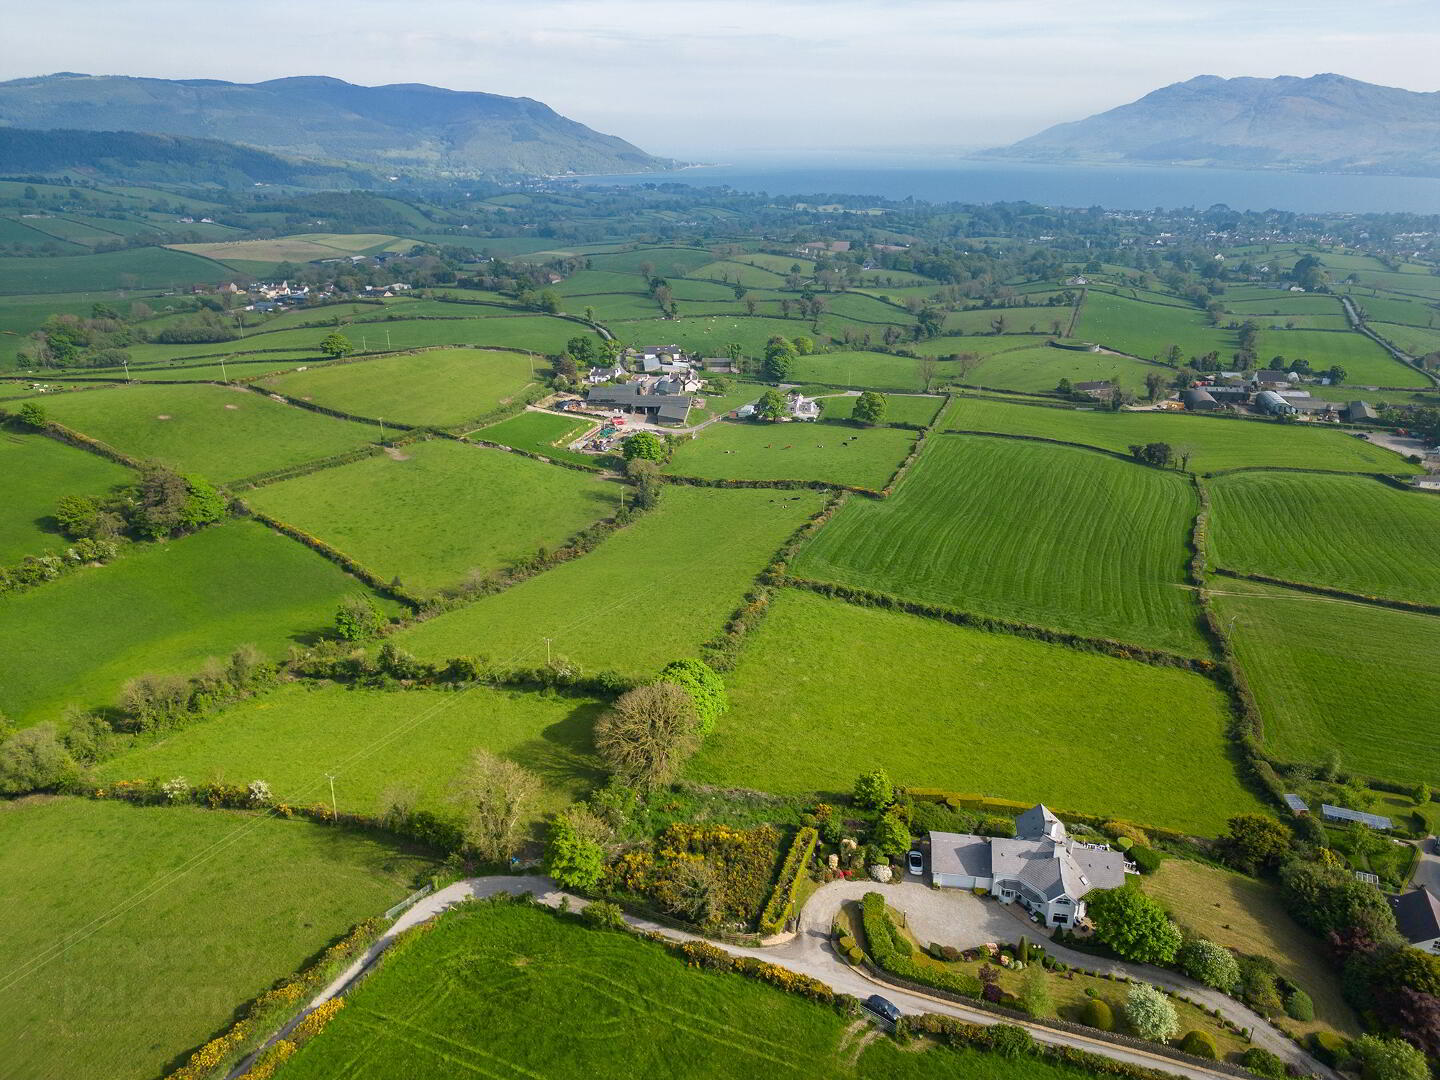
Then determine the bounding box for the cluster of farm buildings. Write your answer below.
[1177,369,1378,423]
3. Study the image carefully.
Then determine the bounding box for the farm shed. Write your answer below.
[1282,793,1309,815]
[1347,401,1378,422]
[1321,803,1392,830]
[1255,390,1298,417]
[1182,388,1219,411]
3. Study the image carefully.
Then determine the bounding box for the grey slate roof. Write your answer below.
[1348,401,1378,421]
[928,832,993,879]
[1321,804,1392,830]
[1016,804,1064,841]
[1389,888,1440,944]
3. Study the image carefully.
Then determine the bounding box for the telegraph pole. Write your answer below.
[378,416,386,445]
[219,355,228,383]
[325,773,338,824]
[543,637,553,665]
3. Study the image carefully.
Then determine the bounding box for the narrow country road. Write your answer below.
[251,876,1336,1080]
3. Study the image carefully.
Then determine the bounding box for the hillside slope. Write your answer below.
[990,74,1440,177]
[0,73,669,178]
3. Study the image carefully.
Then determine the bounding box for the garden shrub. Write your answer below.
[839,934,856,951]
[1127,844,1163,874]
[758,826,818,935]
[1176,938,1240,991]
[1178,1030,1218,1059]
[580,900,627,931]
[1308,1030,1349,1067]
[859,892,981,996]
[847,946,863,963]
[1239,1047,1287,1080]
[1082,997,1114,1031]
[1124,982,1179,1042]
[1283,988,1313,1022]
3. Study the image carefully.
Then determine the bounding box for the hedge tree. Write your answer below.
[656,658,728,734]
[853,391,887,426]
[543,808,607,891]
[1086,887,1181,965]
[623,430,666,463]
[319,331,354,359]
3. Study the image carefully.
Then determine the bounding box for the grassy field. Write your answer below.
[1370,322,1440,359]
[275,897,1106,1080]
[939,394,1420,474]
[666,420,917,489]
[795,435,1208,655]
[40,383,380,482]
[1075,291,1236,360]
[246,440,614,595]
[0,519,396,724]
[688,589,1259,833]
[259,348,539,427]
[1263,328,1421,386]
[167,232,409,262]
[99,683,603,825]
[0,426,133,562]
[1207,471,1440,604]
[968,344,1164,395]
[397,486,825,675]
[829,393,943,426]
[0,796,432,1080]
[1211,578,1440,783]
[609,315,830,357]
[1144,860,1357,1037]
[0,246,230,294]
[469,409,596,461]
[790,350,975,391]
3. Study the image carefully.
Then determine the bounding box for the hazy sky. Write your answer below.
[5,0,1438,158]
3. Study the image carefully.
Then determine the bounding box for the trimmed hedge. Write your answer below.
[901,788,1188,844]
[860,892,983,997]
[758,826,818,935]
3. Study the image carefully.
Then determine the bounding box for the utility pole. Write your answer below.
[543,637,553,665]
[378,416,386,445]
[325,773,338,824]
[219,355,228,383]
[121,355,131,383]
[385,328,392,349]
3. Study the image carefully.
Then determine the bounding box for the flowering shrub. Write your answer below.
[248,779,272,806]
[163,776,190,802]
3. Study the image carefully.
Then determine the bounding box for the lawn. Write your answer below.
[1262,329,1421,386]
[1143,859,1357,1037]
[938,394,1420,474]
[1207,471,1440,604]
[0,796,432,1080]
[99,683,603,827]
[0,426,132,562]
[259,347,540,427]
[39,383,380,483]
[245,440,615,595]
[275,897,1105,1080]
[689,590,1259,834]
[1211,578,1440,783]
[0,519,397,725]
[1075,291,1237,361]
[794,435,1209,656]
[396,486,826,675]
[666,420,917,490]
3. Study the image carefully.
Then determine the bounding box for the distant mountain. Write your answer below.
[990,74,1440,177]
[0,127,382,189]
[0,73,670,179]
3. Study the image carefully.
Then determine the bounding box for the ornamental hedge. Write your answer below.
[759,826,818,935]
[860,891,982,997]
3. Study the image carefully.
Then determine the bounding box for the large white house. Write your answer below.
[929,805,1132,928]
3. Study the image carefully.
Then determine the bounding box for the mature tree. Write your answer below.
[0,725,74,795]
[1351,1035,1430,1080]
[1056,378,1074,396]
[566,335,597,366]
[1279,859,1397,939]
[179,476,226,531]
[623,430,666,463]
[1128,442,1174,468]
[853,767,895,811]
[1087,888,1181,964]
[918,356,939,392]
[792,336,814,355]
[319,332,354,359]
[1124,982,1180,1041]
[1144,372,1167,401]
[656,658,728,734]
[625,456,662,510]
[1326,365,1348,385]
[543,806,609,891]
[334,594,386,641]
[1219,813,1291,874]
[1176,938,1240,990]
[538,289,562,314]
[16,401,47,429]
[453,749,540,863]
[594,684,701,790]
[872,812,911,856]
[130,465,191,539]
[852,390,887,426]
[763,336,796,381]
[54,494,100,540]
[757,388,788,421]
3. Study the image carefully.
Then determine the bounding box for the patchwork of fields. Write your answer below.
[794,434,1209,655]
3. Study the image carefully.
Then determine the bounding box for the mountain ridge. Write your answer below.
[0,72,671,179]
[989,74,1440,177]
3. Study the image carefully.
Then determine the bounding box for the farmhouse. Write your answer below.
[789,392,821,421]
[1320,804,1392,830]
[1252,370,1299,389]
[929,804,1132,928]
[585,383,691,426]
[587,362,626,385]
[1411,474,1440,491]
[1388,887,1440,953]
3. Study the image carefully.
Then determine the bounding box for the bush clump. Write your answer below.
[1239,1047,1287,1080]
[1283,988,1313,1022]
[1178,1030,1218,1059]
[1308,1030,1349,1067]
[1082,997,1114,1031]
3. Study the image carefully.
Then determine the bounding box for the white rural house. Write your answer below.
[929,805,1132,928]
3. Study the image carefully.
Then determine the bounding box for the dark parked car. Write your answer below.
[907,850,924,875]
[864,995,902,1023]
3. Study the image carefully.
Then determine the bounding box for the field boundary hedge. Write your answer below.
[758,826,818,935]
[226,437,408,491]
[901,788,1189,844]
[943,426,1143,466]
[782,577,1216,674]
[38,418,146,469]
[239,383,419,432]
[663,472,883,499]
[1209,567,1440,617]
[464,432,606,474]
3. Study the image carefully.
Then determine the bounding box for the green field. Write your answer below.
[0,246,230,294]
[834,393,943,426]
[397,486,825,674]
[0,426,133,562]
[0,519,396,724]
[246,440,614,594]
[795,435,1208,655]
[469,409,596,461]
[100,683,603,824]
[260,348,539,427]
[609,315,831,356]
[276,897,1102,1080]
[667,420,916,489]
[1211,579,1440,784]
[688,589,1258,833]
[1263,329,1421,386]
[39,383,381,482]
[939,394,1419,474]
[1075,291,1236,360]
[789,350,975,391]
[1208,472,1440,604]
[968,344,1164,395]
[1371,322,1440,359]
[0,797,431,1080]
